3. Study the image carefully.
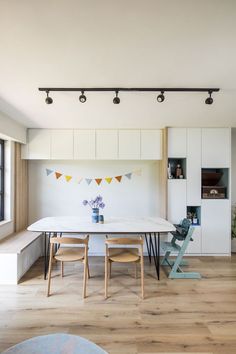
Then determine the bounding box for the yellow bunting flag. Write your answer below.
[95,178,102,186]
[115,175,122,182]
[105,177,113,184]
[65,175,72,182]
[55,172,62,179]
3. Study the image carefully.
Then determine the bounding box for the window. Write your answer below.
[0,139,4,221]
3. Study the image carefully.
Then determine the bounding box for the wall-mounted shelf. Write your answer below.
[187,206,201,226]
[168,158,186,179]
[201,168,229,199]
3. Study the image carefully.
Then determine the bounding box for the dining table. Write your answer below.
[27,216,175,280]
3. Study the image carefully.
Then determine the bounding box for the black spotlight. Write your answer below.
[205,90,213,105]
[157,91,165,103]
[79,90,87,103]
[45,90,53,104]
[113,90,120,104]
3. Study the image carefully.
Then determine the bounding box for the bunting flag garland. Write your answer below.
[86,178,92,185]
[55,172,62,179]
[105,177,113,184]
[125,173,132,179]
[115,175,122,183]
[46,168,53,176]
[95,178,102,185]
[46,168,141,186]
[65,175,72,182]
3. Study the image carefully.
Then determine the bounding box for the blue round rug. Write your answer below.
[1,333,108,354]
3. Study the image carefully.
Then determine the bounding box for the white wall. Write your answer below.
[28,160,161,255]
[232,128,236,205]
[0,142,15,241]
[0,111,26,143]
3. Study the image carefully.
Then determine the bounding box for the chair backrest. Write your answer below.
[50,235,89,245]
[181,218,191,232]
[105,236,143,246]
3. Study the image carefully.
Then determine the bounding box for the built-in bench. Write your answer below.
[0,230,42,284]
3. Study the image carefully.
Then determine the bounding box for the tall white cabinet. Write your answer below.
[167,127,231,255]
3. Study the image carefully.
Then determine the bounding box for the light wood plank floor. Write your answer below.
[0,255,236,354]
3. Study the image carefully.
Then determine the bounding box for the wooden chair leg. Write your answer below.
[47,246,53,297]
[61,261,64,278]
[134,262,138,279]
[140,256,144,300]
[109,260,112,279]
[87,262,90,279]
[83,258,87,299]
[105,255,108,299]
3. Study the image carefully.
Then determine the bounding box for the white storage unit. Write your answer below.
[74,130,95,159]
[27,129,51,159]
[202,128,231,168]
[187,128,201,205]
[168,128,187,158]
[201,200,231,254]
[22,129,163,160]
[96,130,118,159]
[140,130,162,160]
[51,130,74,159]
[167,127,231,256]
[118,130,140,159]
[168,180,187,224]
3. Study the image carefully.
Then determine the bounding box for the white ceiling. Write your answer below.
[0,0,236,128]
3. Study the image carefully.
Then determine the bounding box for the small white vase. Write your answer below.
[231,238,236,253]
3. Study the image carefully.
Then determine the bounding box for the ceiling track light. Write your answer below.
[45,90,53,104]
[113,90,120,104]
[205,90,214,105]
[157,91,165,103]
[39,87,220,105]
[79,90,87,103]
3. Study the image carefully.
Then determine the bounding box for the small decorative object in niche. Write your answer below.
[83,195,105,223]
[167,158,186,179]
[187,206,201,226]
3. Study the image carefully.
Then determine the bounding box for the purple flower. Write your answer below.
[82,200,88,206]
[99,202,105,209]
[82,195,105,210]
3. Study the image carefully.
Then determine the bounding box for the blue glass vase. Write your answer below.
[92,208,99,223]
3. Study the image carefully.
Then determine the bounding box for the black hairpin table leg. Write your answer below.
[145,233,152,264]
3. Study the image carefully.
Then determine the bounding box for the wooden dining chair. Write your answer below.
[47,235,89,298]
[104,236,144,299]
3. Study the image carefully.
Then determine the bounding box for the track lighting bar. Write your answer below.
[39,87,219,92]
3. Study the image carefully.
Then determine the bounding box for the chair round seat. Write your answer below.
[55,247,85,262]
[109,248,140,262]
[1,333,107,354]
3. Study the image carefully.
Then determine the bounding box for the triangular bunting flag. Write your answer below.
[133,169,142,176]
[46,168,53,176]
[65,175,72,182]
[125,173,132,180]
[95,178,102,186]
[78,177,83,184]
[105,177,113,184]
[55,172,62,179]
[86,178,92,185]
[115,175,122,182]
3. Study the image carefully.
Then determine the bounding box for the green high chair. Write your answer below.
[161,218,201,279]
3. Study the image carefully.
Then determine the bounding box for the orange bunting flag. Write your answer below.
[105,177,113,184]
[95,178,102,186]
[115,175,122,182]
[65,175,72,182]
[55,172,62,179]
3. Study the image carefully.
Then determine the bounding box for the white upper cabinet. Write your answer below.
[51,130,73,159]
[27,129,51,159]
[96,130,118,159]
[186,128,201,205]
[140,130,162,160]
[202,128,231,168]
[74,130,95,159]
[168,128,187,157]
[118,130,140,159]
